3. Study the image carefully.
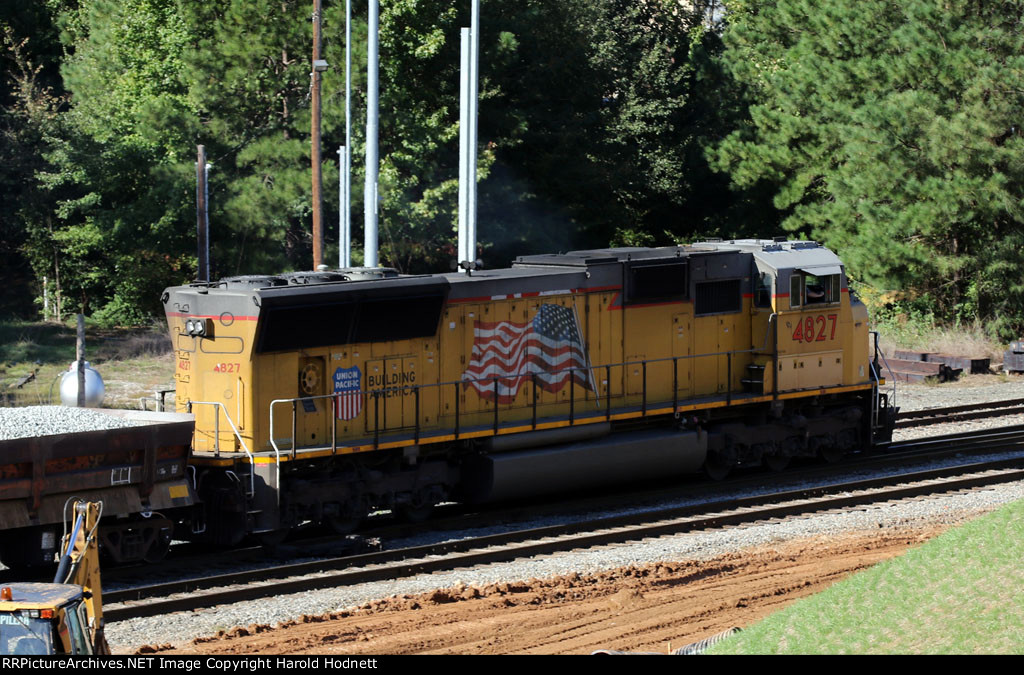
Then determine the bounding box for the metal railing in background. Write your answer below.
[138,388,176,413]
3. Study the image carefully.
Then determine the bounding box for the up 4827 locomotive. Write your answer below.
[163,239,896,544]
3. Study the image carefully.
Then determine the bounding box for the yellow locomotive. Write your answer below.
[163,239,895,543]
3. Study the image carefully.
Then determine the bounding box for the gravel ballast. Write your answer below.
[106,480,1024,651]
[13,378,1024,652]
[889,376,1024,441]
[106,375,1024,651]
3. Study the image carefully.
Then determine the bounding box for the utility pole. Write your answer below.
[311,0,325,270]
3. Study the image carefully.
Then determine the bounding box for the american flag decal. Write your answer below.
[333,365,362,420]
[462,303,595,403]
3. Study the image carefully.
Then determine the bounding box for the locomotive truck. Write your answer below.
[163,239,896,544]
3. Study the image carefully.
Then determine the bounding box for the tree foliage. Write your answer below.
[714,0,1024,337]
[21,0,1024,340]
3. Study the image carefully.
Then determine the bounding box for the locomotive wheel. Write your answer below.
[764,454,791,472]
[326,499,366,534]
[326,514,363,535]
[396,503,435,523]
[396,487,442,523]
[819,444,844,464]
[257,528,290,547]
[703,453,732,481]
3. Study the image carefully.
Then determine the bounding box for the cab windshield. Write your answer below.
[0,612,54,655]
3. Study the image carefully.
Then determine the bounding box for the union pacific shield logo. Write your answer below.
[333,366,362,420]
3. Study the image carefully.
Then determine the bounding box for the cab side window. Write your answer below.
[805,273,840,304]
[790,274,803,308]
[791,273,840,307]
[754,272,773,308]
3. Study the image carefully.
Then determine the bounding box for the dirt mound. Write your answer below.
[130,526,945,655]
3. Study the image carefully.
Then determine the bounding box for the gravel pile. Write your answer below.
[0,406,142,441]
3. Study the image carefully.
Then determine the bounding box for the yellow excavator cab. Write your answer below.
[0,584,93,654]
[0,500,108,655]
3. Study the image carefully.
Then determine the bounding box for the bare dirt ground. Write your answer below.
[134,524,948,655]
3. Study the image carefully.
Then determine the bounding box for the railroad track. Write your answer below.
[92,421,1024,593]
[895,397,1024,429]
[104,440,1024,623]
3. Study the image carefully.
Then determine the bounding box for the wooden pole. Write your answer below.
[311,0,324,269]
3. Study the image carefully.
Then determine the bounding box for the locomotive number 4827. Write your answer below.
[792,313,838,343]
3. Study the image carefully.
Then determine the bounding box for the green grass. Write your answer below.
[709,499,1024,654]
[0,319,174,408]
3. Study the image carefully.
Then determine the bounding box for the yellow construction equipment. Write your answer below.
[0,500,109,655]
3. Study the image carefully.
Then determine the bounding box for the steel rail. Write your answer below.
[104,455,1024,623]
[895,397,1024,429]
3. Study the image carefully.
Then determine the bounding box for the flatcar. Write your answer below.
[162,239,897,544]
[0,409,195,567]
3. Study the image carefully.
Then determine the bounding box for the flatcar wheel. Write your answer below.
[143,527,173,564]
[764,454,790,472]
[703,453,732,481]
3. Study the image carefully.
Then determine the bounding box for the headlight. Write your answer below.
[185,318,208,336]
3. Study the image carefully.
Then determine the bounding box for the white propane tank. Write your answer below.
[59,361,105,407]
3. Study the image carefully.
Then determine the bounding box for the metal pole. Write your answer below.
[345,0,352,268]
[204,162,211,279]
[457,27,470,269]
[311,0,324,270]
[342,145,350,266]
[467,0,480,265]
[364,0,379,268]
[196,145,208,282]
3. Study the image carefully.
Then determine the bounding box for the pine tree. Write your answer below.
[714,0,1024,336]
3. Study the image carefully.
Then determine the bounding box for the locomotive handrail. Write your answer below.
[867,330,898,437]
[868,331,898,409]
[265,346,772,455]
[266,398,291,493]
[186,400,255,497]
